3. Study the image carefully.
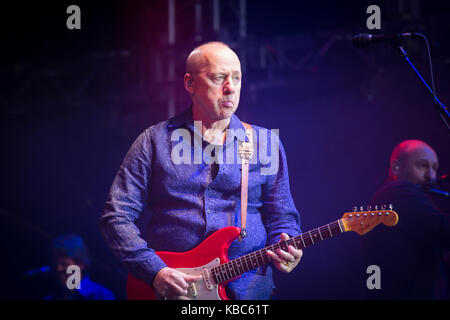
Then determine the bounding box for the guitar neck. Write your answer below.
[211,219,345,284]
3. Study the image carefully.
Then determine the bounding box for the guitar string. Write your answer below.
[219,215,357,270]
[213,220,339,281]
[213,212,395,282]
[212,221,341,282]
[212,213,394,282]
[213,216,369,281]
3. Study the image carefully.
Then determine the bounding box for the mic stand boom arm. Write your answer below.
[397,44,450,134]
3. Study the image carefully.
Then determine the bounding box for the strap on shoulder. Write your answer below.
[238,122,253,241]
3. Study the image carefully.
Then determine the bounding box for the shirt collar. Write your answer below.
[167,106,194,130]
[167,106,247,142]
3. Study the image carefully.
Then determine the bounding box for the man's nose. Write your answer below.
[429,168,437,180]
[425,168,436,182]
[223,76,236,94]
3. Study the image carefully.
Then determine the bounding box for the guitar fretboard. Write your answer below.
[211,219,344,284]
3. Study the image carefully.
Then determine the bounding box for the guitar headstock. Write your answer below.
[341,205,399,235]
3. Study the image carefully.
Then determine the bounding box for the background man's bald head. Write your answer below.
[390,140,436,166]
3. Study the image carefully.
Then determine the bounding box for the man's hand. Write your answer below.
[153,267,202,300]
[266,233,303,273]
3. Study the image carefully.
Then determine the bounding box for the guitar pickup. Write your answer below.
[202,268,213,291]
[188,282,197,298]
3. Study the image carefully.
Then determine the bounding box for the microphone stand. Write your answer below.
[398,42,450,134]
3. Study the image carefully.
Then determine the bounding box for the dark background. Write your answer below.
[1,0,449,299]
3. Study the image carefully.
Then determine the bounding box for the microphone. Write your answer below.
[436,174,449,184]
[418,174,450,198]
[423,187,450,198]
[427,174,450,188]
[352,33,419,48]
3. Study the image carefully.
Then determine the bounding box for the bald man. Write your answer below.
[100,42,302,300]
[363,140,450,299]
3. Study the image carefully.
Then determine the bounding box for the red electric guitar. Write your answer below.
[127,207,399,300]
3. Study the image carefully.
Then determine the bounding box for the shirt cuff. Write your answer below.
[127,252,168,287]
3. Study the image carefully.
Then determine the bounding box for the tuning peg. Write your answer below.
[353,206,358,212]
[381,204,387,210]
[374,205,378,210]
[389,204,394,210]
[367,205,372,211]
[360,206,364,211]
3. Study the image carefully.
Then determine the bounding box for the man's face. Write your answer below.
[189,47,241,121]
[398,147,439,186]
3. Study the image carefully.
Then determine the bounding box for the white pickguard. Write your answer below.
[175,258,222,300]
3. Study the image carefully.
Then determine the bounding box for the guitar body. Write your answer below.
[126,226,241,300]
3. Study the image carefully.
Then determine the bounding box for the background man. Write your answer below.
[100,42,303,300]
[363,139,450,299]
[45,234,115,300]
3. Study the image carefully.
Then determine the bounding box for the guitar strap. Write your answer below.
[238,122,254,241]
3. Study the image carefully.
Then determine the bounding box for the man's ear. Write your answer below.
[184,73,194,94]
[391,159,401,178]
